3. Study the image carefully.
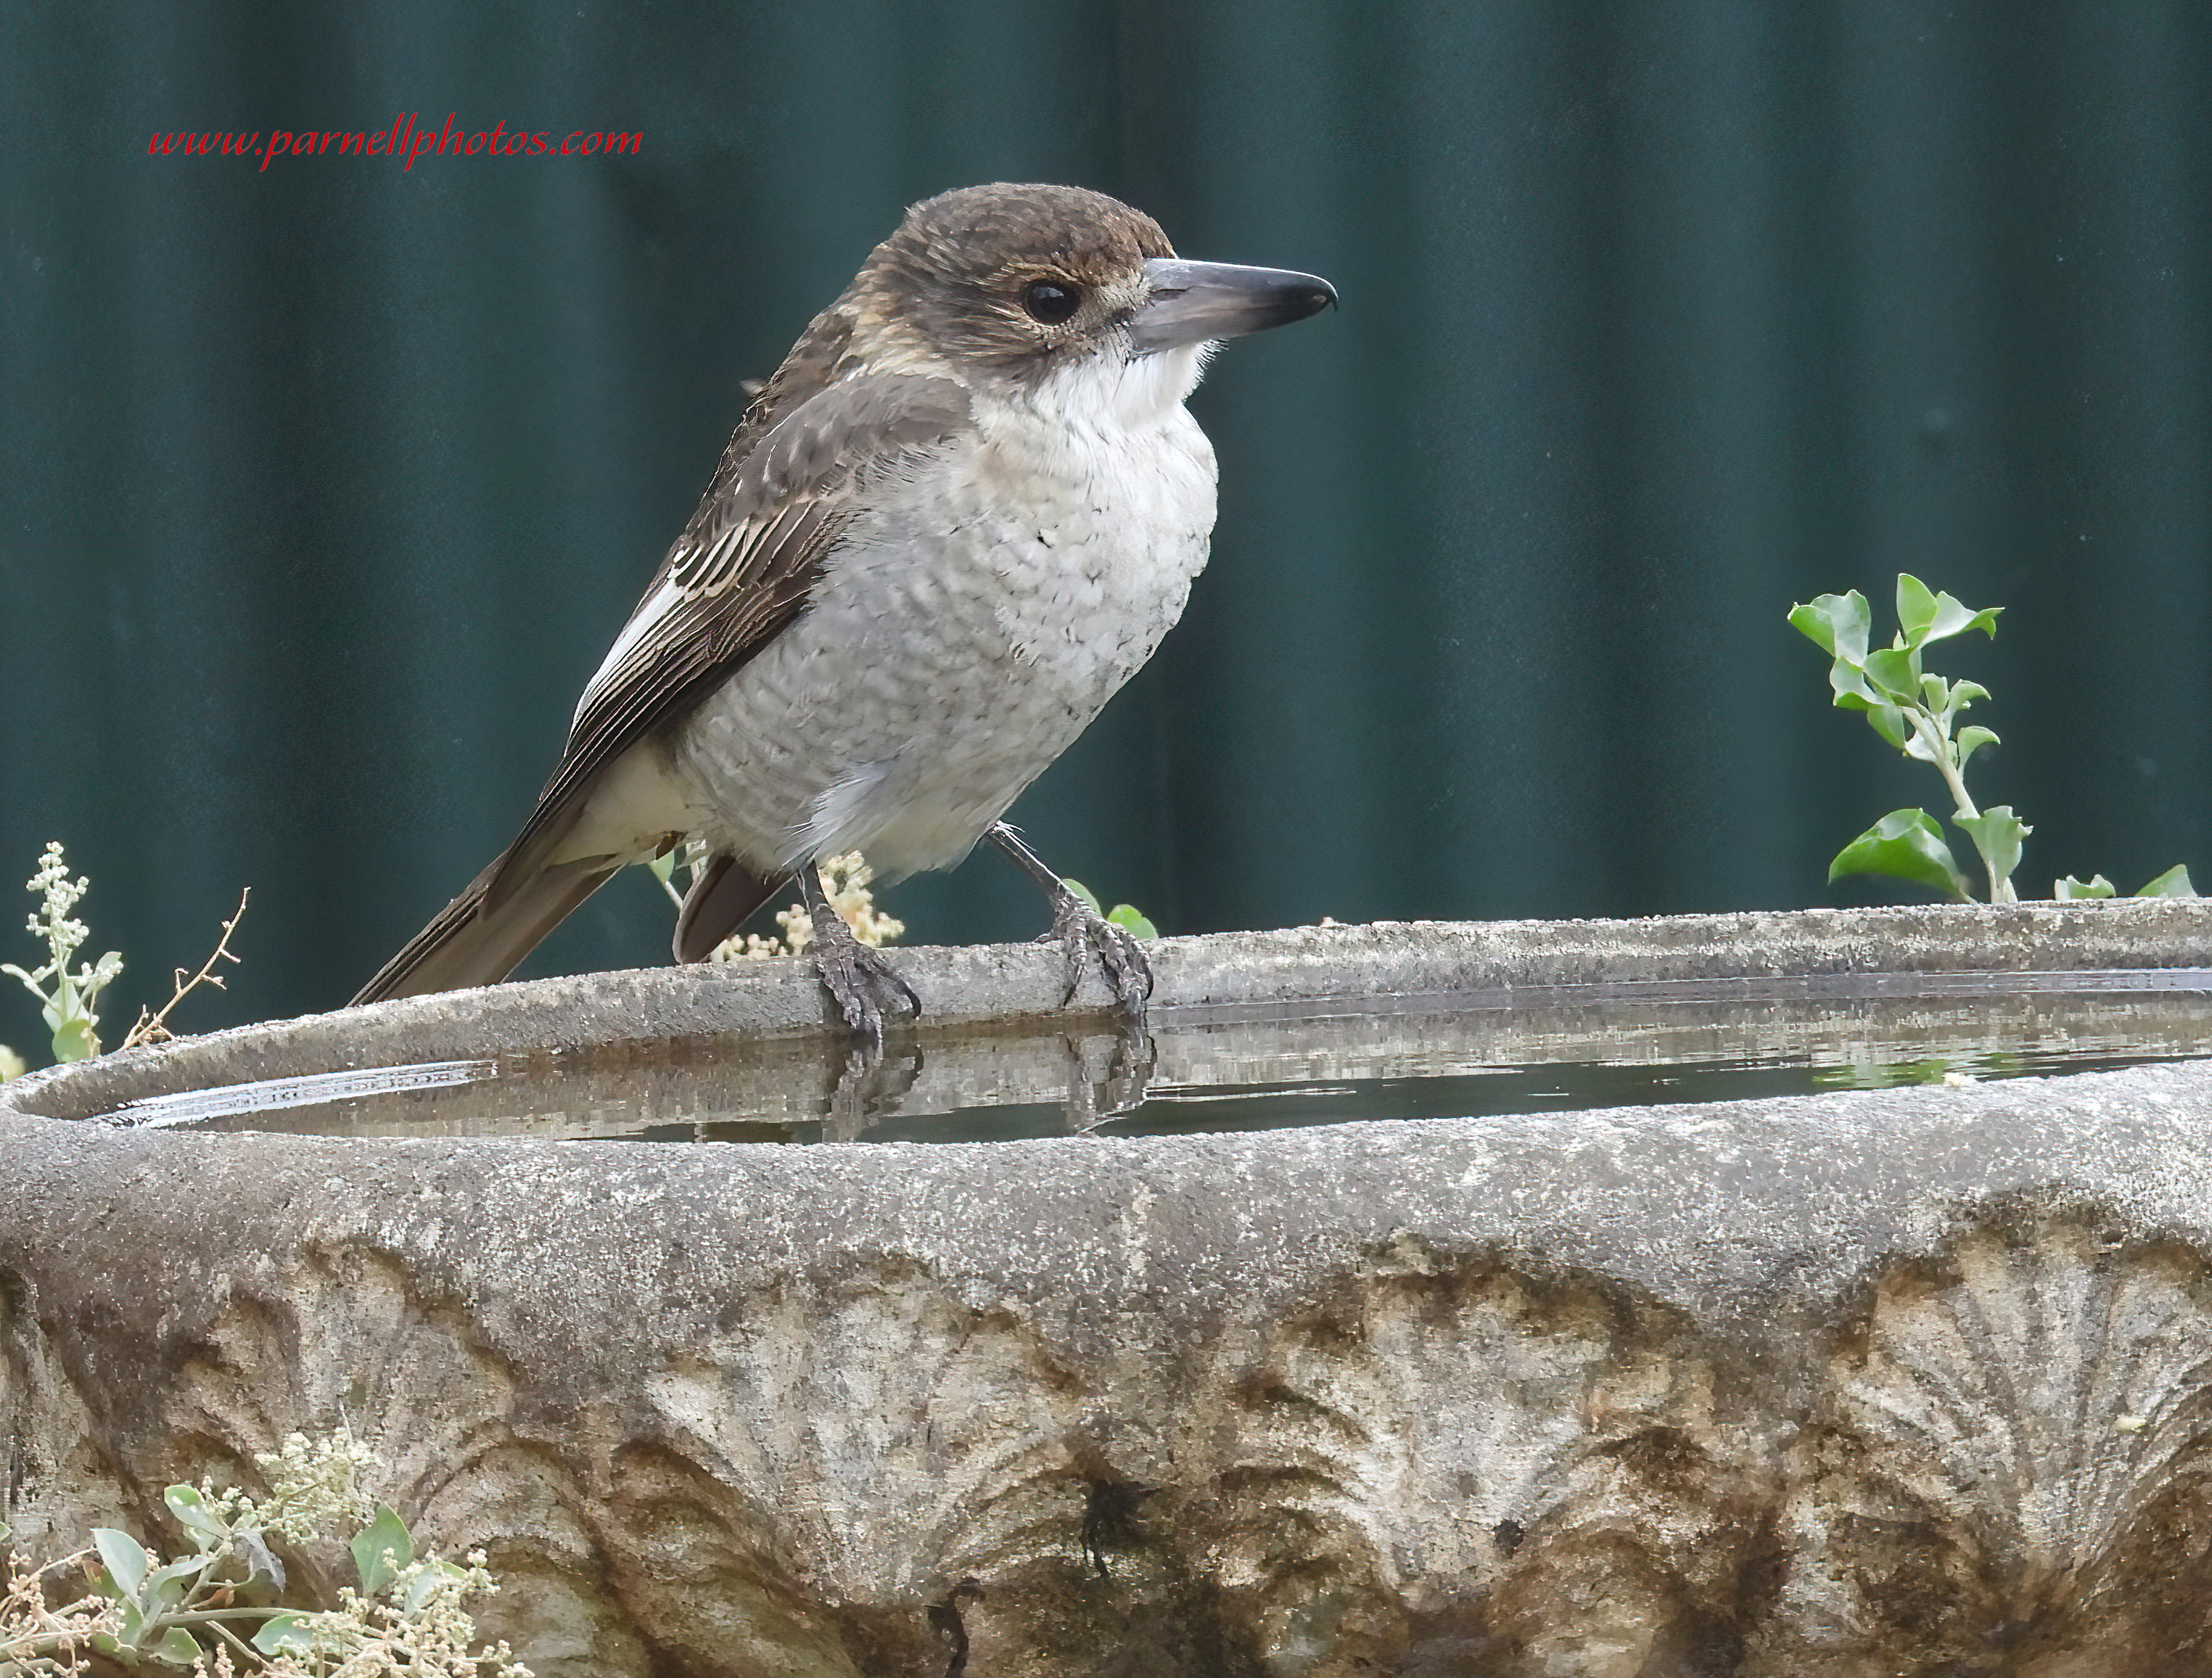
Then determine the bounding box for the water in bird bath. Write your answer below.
[98,967,2212,1143]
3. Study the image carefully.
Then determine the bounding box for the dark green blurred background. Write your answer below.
[4,2,2208,1039]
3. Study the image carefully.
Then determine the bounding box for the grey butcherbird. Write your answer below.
[355,182,1336,1040]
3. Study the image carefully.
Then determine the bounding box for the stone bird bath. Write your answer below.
[7,902,2212,1676]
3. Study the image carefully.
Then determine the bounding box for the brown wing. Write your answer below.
[484,371,972,906]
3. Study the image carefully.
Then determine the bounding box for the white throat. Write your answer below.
[1028,340,1213,435]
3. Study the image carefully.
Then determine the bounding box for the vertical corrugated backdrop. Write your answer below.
[3,1,2207,1035]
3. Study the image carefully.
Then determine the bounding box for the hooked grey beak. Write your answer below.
[1128,258,1338,354]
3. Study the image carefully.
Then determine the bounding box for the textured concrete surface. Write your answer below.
[17,899,2212,1124]
[5,905,2212,1675]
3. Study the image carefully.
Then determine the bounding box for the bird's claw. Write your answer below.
[1048,892,1154,1021]
[984,823,1154,1024]
[808,895,920,1050]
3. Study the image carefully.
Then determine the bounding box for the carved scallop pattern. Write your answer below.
[21,1169,2212,1673]
[1759,1215,2212,1675]
[1193,1236,1769,1677]
[631,1259,1090,1602]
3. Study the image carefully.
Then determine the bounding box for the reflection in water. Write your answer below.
[100,969,2212,1146]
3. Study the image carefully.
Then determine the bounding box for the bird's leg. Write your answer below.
[988,823,1154,1021]
[801,862,920,1048]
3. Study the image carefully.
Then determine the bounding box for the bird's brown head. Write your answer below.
[853,184,1178,374]
[743,183,1334,435]
[848,184,1334,377]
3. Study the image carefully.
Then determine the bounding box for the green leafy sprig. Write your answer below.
[1788,575,2192,905]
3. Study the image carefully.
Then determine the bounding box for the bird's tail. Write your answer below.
[351,853,622,1005]
[674,851,785,963]
[354,847,790,1006]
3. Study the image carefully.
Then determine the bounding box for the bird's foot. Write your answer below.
[1044,886,1154,1021]
[803,868,920,1048]
[986,823,1155,1024]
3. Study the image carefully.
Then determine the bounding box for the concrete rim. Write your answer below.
[9,900,2212,1126]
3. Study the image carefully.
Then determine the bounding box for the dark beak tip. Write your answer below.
[1276,274,1338,326]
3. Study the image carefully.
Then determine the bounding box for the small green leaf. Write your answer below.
[1864,702,1911,751]
[2137,864,2198,899]
[94,1527,151,1600]
[1904,573,2002,649]
[1060,879,1103,916]
[140,1555,205,1619]
[1788,591,1870,662]
[403,1556,469,1613]
[1954,807,2031,897]
[352,1504,413,1597]
[1895,572,1941,643]
[1106,905,1158,939]
[52,1016,98,1064]
[1827,810,1973,901]
[1859,646,1922,704]
[1956,725,1999,768]
[163,1484,227,1542]
[149,1626,205,1668]
[2055,875,2116,900]
[253,1612,326,1656]
[1827,658,1884,712]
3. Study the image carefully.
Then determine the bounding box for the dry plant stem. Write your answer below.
[123,887,249,1050]
[3,1548,109,1668]
[202,1616,263,1665]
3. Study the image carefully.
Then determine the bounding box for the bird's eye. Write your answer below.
[1021,279,1082,325]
